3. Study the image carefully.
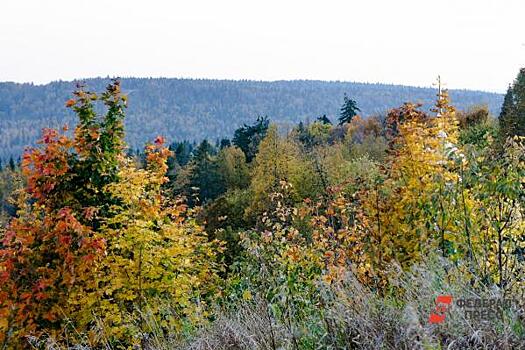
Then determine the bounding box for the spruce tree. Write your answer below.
[317,114,332,125]
[500,68,525,139]
[8,157,15,171]
[338,93,360,125]
[499,85,514,138]
[512,68,525,136]
[190,139,225,203]
[232,116,269,162]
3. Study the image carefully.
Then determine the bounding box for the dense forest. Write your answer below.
[0,70,523,349]
[0,78,503,159]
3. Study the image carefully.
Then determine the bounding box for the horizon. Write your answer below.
[0,76,505,95]
[2,0,524,94]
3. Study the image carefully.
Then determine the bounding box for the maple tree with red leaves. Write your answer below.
[0,80,126,346]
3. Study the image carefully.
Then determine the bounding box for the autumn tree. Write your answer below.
[466,136,525,289]
[217,145,250,190]
[247,125,321,221]
[247,126,298,219]
[0,81,222,348]
[0,79,128,346]
[457,105,489,129]
[82,138,222,344]
[385,102,429,140]
[292,121,338,197]
[353,92,463,278]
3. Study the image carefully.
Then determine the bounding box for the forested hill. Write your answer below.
[0,78,503,158]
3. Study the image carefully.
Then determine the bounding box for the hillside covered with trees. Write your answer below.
[0,78,503,159]
[0,68,523,348]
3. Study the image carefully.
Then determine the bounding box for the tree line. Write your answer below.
[0,78,503,159]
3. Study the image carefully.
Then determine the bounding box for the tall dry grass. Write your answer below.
[24,258,525,349]
[181,258,524,350]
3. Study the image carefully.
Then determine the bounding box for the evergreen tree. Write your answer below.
[189,140,225,203]
[500,68,525,139]
[8,157,15,171]
[338,93,360,125]
[232,116,269,162]
[219,138,231,149]
[295,121,314,148]
[511,68,525,136]
[500,85,515,138]
[174,141,193,166]
[317,114,332,125]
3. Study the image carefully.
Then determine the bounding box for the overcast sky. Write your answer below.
[1,0,523,92]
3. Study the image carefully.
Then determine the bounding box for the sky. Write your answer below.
[0,0,524,93]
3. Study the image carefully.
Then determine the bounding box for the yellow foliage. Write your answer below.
[75,142,222,345]
[355,91,464,279]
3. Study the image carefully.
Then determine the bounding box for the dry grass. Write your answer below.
[180,259,524,350]
[24,258,525,350]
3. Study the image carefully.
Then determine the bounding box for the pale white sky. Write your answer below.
[0,0,523,92]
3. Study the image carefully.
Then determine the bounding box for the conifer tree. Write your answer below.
[189,140,225,203]
[500,85,515,138]
[8,157,15,171]
[500,68,525,139]
[338,93,360,125]
[317,114,332,125]
[232,116,269,162]
[511,68,525,136]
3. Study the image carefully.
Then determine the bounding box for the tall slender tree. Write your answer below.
[7,157,15,171]
[512,68,525,136]
[500,69,525,139]
[500,85,515,139]
[338,93,360,125]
